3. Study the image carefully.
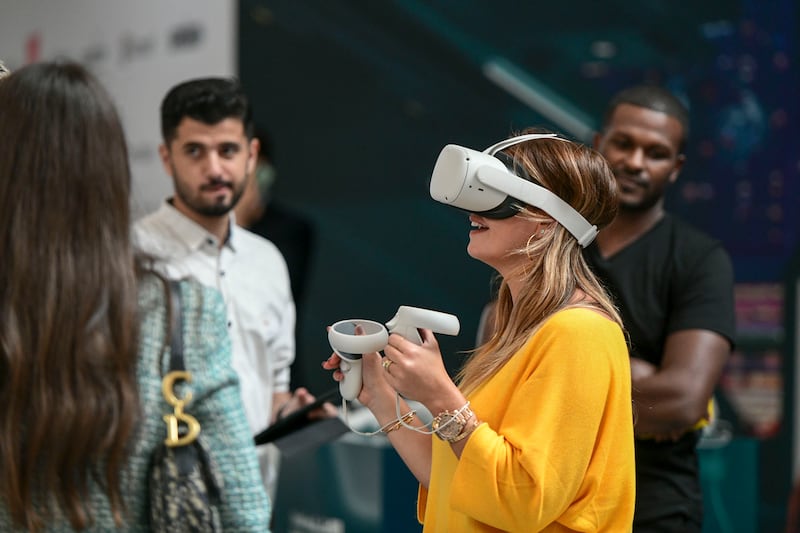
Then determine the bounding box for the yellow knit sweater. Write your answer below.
[418,308,635,532]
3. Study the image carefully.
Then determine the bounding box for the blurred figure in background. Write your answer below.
[234,128,316,391]
[234,128,315,312]
[586,84,736,532]
[0,61,270,530]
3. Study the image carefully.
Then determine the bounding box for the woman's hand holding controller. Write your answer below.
[322,350,398,411]
[323,307,463,417]
[381,328,462,409]
[322,325,395,409]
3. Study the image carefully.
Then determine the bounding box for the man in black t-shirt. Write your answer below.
[585,85,736,532]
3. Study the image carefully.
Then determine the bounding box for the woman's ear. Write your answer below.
[536,220,555,235]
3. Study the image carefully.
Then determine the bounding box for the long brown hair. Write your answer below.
[0,61,140,530]
[459,131,621,396]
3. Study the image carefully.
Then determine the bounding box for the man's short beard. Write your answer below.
[178,185,245,217]
[194,202,234,217]
[618,193,662,214]
[171,162,246,218]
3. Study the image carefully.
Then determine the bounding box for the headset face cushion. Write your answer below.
[474,195,521,219]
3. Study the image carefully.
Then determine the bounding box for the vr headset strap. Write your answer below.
[476,166,598,247]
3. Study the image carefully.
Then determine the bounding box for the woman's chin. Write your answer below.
[467,244,494,268]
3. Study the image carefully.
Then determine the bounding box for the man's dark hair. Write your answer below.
[602,84,690,151]
[160,77,254,143]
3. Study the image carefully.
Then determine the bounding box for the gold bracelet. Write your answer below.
[380,410,416,434]
[449,417,480,443]
[431,401,474,442]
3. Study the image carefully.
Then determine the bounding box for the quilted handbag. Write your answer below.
[148,278,224,532]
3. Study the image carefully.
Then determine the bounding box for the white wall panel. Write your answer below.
[0,0,238,217]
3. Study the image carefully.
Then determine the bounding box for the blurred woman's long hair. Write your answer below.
[459,132,622,396]
[0,61,140,530]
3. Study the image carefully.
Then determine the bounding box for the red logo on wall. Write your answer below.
[26,32,41,63]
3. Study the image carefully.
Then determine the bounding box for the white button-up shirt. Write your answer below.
[133,201,295,435]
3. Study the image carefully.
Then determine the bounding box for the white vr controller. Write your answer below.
[328,306,461,401]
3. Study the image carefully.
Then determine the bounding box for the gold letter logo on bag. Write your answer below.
[161,370,201,447]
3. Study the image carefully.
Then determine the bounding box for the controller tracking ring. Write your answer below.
[328,319,389,358]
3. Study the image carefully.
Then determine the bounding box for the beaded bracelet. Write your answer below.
[380,410,416,434]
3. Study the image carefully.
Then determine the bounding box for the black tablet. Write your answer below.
[253,388,340,446]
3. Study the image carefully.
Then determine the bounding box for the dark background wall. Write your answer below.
[237,1,798,529]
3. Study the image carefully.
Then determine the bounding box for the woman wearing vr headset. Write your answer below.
[324,130,635,531]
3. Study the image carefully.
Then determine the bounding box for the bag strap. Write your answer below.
[167,279,185,373]
[162,278,201,446]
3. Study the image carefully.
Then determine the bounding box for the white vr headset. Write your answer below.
[429,133,598,248]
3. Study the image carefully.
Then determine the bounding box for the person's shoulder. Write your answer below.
[234,224,286,260]
[664,214,722,248]
[658,215,734,287]
[525,308,626,361]
[132,204,169,231]
[537,308,622,343]
[548,307,620,329]
[132,205,177,253]
[132,212,155,237]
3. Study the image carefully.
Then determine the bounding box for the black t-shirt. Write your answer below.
[584,214,736,528]
[584,214,735,365]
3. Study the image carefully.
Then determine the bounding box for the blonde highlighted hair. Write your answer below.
[458,130,621,396]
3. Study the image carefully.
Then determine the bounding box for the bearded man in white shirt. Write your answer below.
[134,77,333,498]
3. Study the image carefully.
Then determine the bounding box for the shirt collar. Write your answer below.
[158,199,239,253]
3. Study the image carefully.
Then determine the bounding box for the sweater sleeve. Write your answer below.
[179,281,272,531]
[447,312,632,531]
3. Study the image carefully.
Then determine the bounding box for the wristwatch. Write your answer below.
[432,404,474,442]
